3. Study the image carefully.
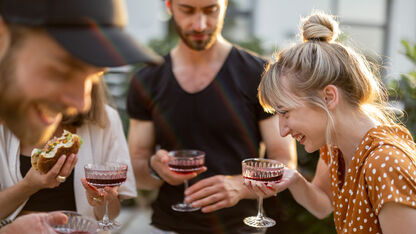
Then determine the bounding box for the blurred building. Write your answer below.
[125,0,416,77]
[108,0,416,112]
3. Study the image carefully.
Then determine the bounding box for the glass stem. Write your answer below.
[102,197,110,224]
[256,196,264,221]
[183,180,189,204]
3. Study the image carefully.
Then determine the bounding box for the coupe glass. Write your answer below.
[53,211,99,234]
[168,150,205,212]
[242,158,284,228]
[84,162,128,231]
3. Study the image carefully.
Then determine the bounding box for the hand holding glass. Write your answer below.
[53,210,99,234]
[168,150,205,212]
[242,158,284,228]
[84,162,127,231]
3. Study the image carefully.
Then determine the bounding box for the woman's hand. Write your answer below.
[80,178,119,207]
[23,154,78,192]
[244,167,299,198]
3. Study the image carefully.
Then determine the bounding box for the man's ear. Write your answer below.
[322,84,339,110]
[0,17,10,60]
[166,0,172,15]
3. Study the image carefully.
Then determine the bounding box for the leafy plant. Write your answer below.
[388,40,416,137]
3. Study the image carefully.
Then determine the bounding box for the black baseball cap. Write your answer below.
[0,0,163,66]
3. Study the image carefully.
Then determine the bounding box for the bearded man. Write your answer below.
[127,0,296,233]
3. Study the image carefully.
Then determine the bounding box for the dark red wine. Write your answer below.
[168,163,204,174]
[86,178,126,188]
[244,174,283,183]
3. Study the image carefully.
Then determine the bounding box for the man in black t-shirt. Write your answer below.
[127,0,296,233]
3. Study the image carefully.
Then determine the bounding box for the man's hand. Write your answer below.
[0,212,67,234]
[151,149,206,185]
[184,175,247,213]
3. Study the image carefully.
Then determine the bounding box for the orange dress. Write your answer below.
[320,125,416,233]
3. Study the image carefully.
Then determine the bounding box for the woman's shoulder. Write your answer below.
[104,105,120,119]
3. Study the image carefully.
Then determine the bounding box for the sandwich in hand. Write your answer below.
[31,130,82,174]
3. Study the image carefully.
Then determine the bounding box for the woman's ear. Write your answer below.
[166,0,172,15]
[322,85,339,110]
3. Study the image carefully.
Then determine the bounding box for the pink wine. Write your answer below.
[86,178,126,188]
[244,174,283,183]
[168,163,204,174]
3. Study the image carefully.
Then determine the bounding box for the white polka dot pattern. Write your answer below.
[320,125,416,233]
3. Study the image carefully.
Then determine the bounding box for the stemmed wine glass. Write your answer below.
[84,162,128,231]
[242,158,284,228]
[168,150,205,212]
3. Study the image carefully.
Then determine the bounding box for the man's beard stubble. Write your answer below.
[172,14,224,51]
[0,47,59,147]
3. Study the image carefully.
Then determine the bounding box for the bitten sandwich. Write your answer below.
[31,130,82,174]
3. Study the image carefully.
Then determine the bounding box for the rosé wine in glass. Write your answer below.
[84,162,128,231]
[168,150,205,212]
[242,158,284,228]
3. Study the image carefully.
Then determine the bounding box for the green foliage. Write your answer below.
[388,40,416,136]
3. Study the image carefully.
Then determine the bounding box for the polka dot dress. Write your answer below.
[320,125,416,233]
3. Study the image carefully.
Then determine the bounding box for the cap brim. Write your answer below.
[47,27,163,67]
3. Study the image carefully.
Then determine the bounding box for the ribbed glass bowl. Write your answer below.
[53,211,98,234]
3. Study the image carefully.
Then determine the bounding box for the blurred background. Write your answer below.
[109,0,416,233]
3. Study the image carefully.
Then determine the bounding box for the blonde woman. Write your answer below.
[254,12,416,233]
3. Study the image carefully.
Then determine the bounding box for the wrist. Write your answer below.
[288,170,304,190]
[148,156,162,181]
[231,175,256,200]
[20,178,39,195]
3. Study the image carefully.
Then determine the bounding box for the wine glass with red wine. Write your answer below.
[84,162,128,231]
[242,158,284,228]
[168,150,205,212]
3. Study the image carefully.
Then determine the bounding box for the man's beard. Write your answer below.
[172,16,224,51]
[0,47,60,147]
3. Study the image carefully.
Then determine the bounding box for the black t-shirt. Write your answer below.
[127,46,274,234]
[20,155,76,212]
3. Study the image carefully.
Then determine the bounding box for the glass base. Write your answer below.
[171,202,200,212]
[99,219,120,231]
[243,216,276,228]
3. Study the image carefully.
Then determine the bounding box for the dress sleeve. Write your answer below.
[364,145,416,215]
[320,145,331,165]
[104,106,138,199]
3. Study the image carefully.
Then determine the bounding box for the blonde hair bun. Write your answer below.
[301,12,340,43]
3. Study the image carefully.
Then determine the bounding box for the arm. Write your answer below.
[0,154,77,219]
[127,119,203,190]
[378,203,416,234]
[184,116,297,212]
[127,118,162,190]
[288,158,333,219]
[245,157,333,219]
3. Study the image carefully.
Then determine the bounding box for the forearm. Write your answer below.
[288,172,333,219]
[0,180,38,219]
[132,157,163,190]
[94,197,120,220]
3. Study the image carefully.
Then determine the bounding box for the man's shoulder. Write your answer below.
[134,54,171,80]
[231,45,268,67]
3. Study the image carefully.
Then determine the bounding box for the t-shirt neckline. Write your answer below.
[167,46,236,95]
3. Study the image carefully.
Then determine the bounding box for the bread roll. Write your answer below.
[31,130,82,174]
